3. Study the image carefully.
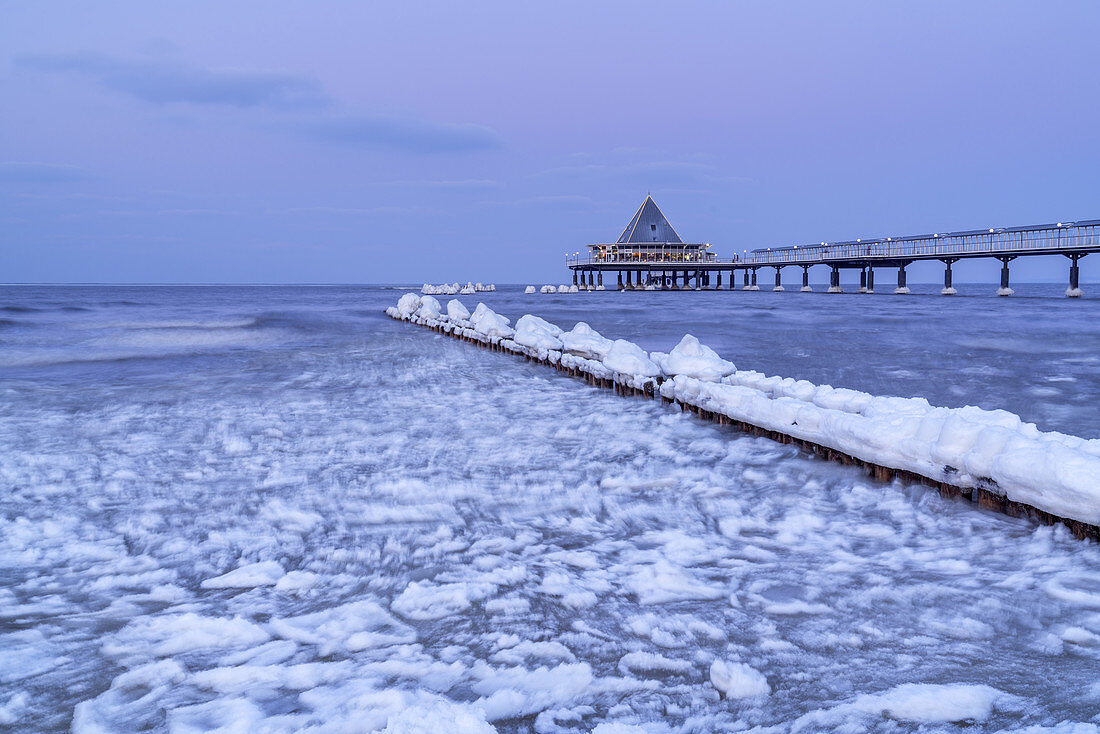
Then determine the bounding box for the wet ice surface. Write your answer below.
[3,285,1100,733]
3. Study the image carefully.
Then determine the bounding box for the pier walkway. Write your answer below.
[566,218,1100,295]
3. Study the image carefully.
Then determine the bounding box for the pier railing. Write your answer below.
[744,220,1100,266]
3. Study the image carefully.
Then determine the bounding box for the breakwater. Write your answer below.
[387,293,1100,541]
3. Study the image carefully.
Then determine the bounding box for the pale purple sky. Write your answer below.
[2,1,1098,283]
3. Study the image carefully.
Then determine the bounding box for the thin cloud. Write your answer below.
[363,179,500,189]
[0,162,91,183]
[533,160,751,186]
[516,194,592,206]
[295,114,501,154]
[17,51,329,109]
[285,205,433,216]
[17,50,502,154]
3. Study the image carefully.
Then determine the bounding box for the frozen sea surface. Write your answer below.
[3,284,1100,733]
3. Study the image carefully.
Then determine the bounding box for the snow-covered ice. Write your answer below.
[602,339,660,378]
[5,284,1100,732]
[560,322,614,361]
[447,298,471,322]
[514,314,564,352]
[651,334,736,381]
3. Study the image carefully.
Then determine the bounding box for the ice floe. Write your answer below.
[201,560,286,589]
[709,659,770,699]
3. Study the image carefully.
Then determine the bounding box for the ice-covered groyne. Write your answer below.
[422,282,495,295]
[533,284,582,294]
[387,293,1100,539]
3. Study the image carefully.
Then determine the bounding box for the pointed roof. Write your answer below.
[616,196,684,244]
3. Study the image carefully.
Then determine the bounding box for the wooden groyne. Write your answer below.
[389,312,1100,542]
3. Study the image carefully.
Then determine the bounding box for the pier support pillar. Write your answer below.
[597,271,603,289]
[748,268,759,291]
[894,264,910,294]
[716,270,723,290]
[941,258,958,295]
[867,267,874,293]
[827,266,842,293]
[742,270,750,290]
[1067,253,1085,297]
[617,271,623,291]
[858,268,867,293]
[587,270,594,289]
[572,270,578,286]
[773,267,784,291]
[997,256,1016,296]
[801,266,811,292]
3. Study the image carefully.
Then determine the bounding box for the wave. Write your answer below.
[73,318,260,331]
[98,326,267,349]
[0,323,281,368]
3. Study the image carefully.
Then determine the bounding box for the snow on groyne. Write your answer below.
[387,293,1100,540]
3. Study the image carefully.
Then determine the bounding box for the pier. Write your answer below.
[567,199,1100,296]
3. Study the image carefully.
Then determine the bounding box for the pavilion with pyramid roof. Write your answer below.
[567,195,722,290]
